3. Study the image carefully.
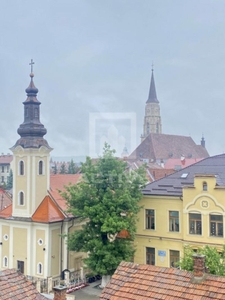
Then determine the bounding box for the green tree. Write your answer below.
[52,163,58,174]
[60,162,67,174]
[6,169,13,190]
[62,144,146,287]
[68,159,79,174]
[179,245,225,276]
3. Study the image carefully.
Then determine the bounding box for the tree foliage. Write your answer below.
[68,159,79,174]
[62,144,147,276]
[52,163,58,174]
[60,162,67,174]
[6,169,13,190]
[179,245,225,276]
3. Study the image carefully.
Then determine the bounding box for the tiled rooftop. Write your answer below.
[143,153,225,196]
[0,269,47,299]
[129,133,209,161]
[100,261,225,300]
[0,189,12,210]
[0,154,13,164]
[49,174,82,211]
[32,195,65,223]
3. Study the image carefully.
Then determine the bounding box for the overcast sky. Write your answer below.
[1,0,225,160]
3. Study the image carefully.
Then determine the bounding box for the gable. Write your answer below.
[32,195,65,223]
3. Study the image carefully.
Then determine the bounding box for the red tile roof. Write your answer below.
[32,195,65,223]
[164,158,203,169]
[0,189,12,210]
[49,174,82,211]
[100,261,225,300]
[0,204,12,218]
[0,154,13,164]
[0,269,47,299]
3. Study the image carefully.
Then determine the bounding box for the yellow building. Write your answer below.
[0,66,86,288]
[134,154,225,267]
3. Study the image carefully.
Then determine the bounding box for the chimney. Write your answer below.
[53,285,67,300]
[192,254,206,283]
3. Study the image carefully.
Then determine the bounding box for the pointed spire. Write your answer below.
[146,66,159,103]
[12,61,51,149]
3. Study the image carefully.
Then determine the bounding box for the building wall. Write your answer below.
[11,146,51,218]
[135,175,225,267]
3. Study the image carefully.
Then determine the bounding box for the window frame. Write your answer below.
[38,160,44,175]
[203,182,207,191]
[189,213,202,235]
[169,250,180,268]
[146,247,155,265]
[18,191,25,206]
[145,209,155,230]
[3,256,8,267]
[37,262,43,275]
[169,211,179,232]
[210,214,223,237]
[17,260,24,274]
[19,160,25,176]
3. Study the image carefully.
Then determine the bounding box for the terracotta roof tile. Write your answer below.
[49,174,82,211]
[0,189,12,210]
[32,195,65,223]
[0,154,13,164]
[0,269,47,299]
[0,204,12,218]
[100,262,225,300]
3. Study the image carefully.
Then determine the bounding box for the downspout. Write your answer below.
[67,218,74,269]
[60,220,64,278]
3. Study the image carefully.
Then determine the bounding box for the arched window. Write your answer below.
[37,262,43,275]
[19,161,24,175]
[203,182,207,191]
[39,160,43,175]
[3,256,8,267]
[156,122,159,133]
[19,191,24,205]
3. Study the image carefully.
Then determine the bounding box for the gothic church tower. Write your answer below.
[10,63,52,218]
[141,68,162,141]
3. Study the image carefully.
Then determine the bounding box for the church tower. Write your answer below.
[141,67,162,141]
[10,61,52,218]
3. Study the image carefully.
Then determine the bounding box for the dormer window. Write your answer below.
[19,161,24,175]
[203,182,207,191]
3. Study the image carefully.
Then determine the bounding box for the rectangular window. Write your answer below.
[210,215,223,237]
[170,250,179,267]
[169,211,179,232]
[189,213,202,235]
[1,176,4,183]
[1,166,4,172]
[7,166,9,173]
[146,247,155,265]
[17,260,24,274]
[146,209,155,229]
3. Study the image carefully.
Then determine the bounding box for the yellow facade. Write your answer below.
[134,175,225,267]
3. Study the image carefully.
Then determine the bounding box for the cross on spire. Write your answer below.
[29,59,35,73]
[151,62,154,72]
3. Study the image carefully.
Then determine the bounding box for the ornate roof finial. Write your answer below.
[29,59,35,74]
[152,62,154,72]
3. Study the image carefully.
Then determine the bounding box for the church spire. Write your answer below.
[146,66,159,103]
[13,60,50,149]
